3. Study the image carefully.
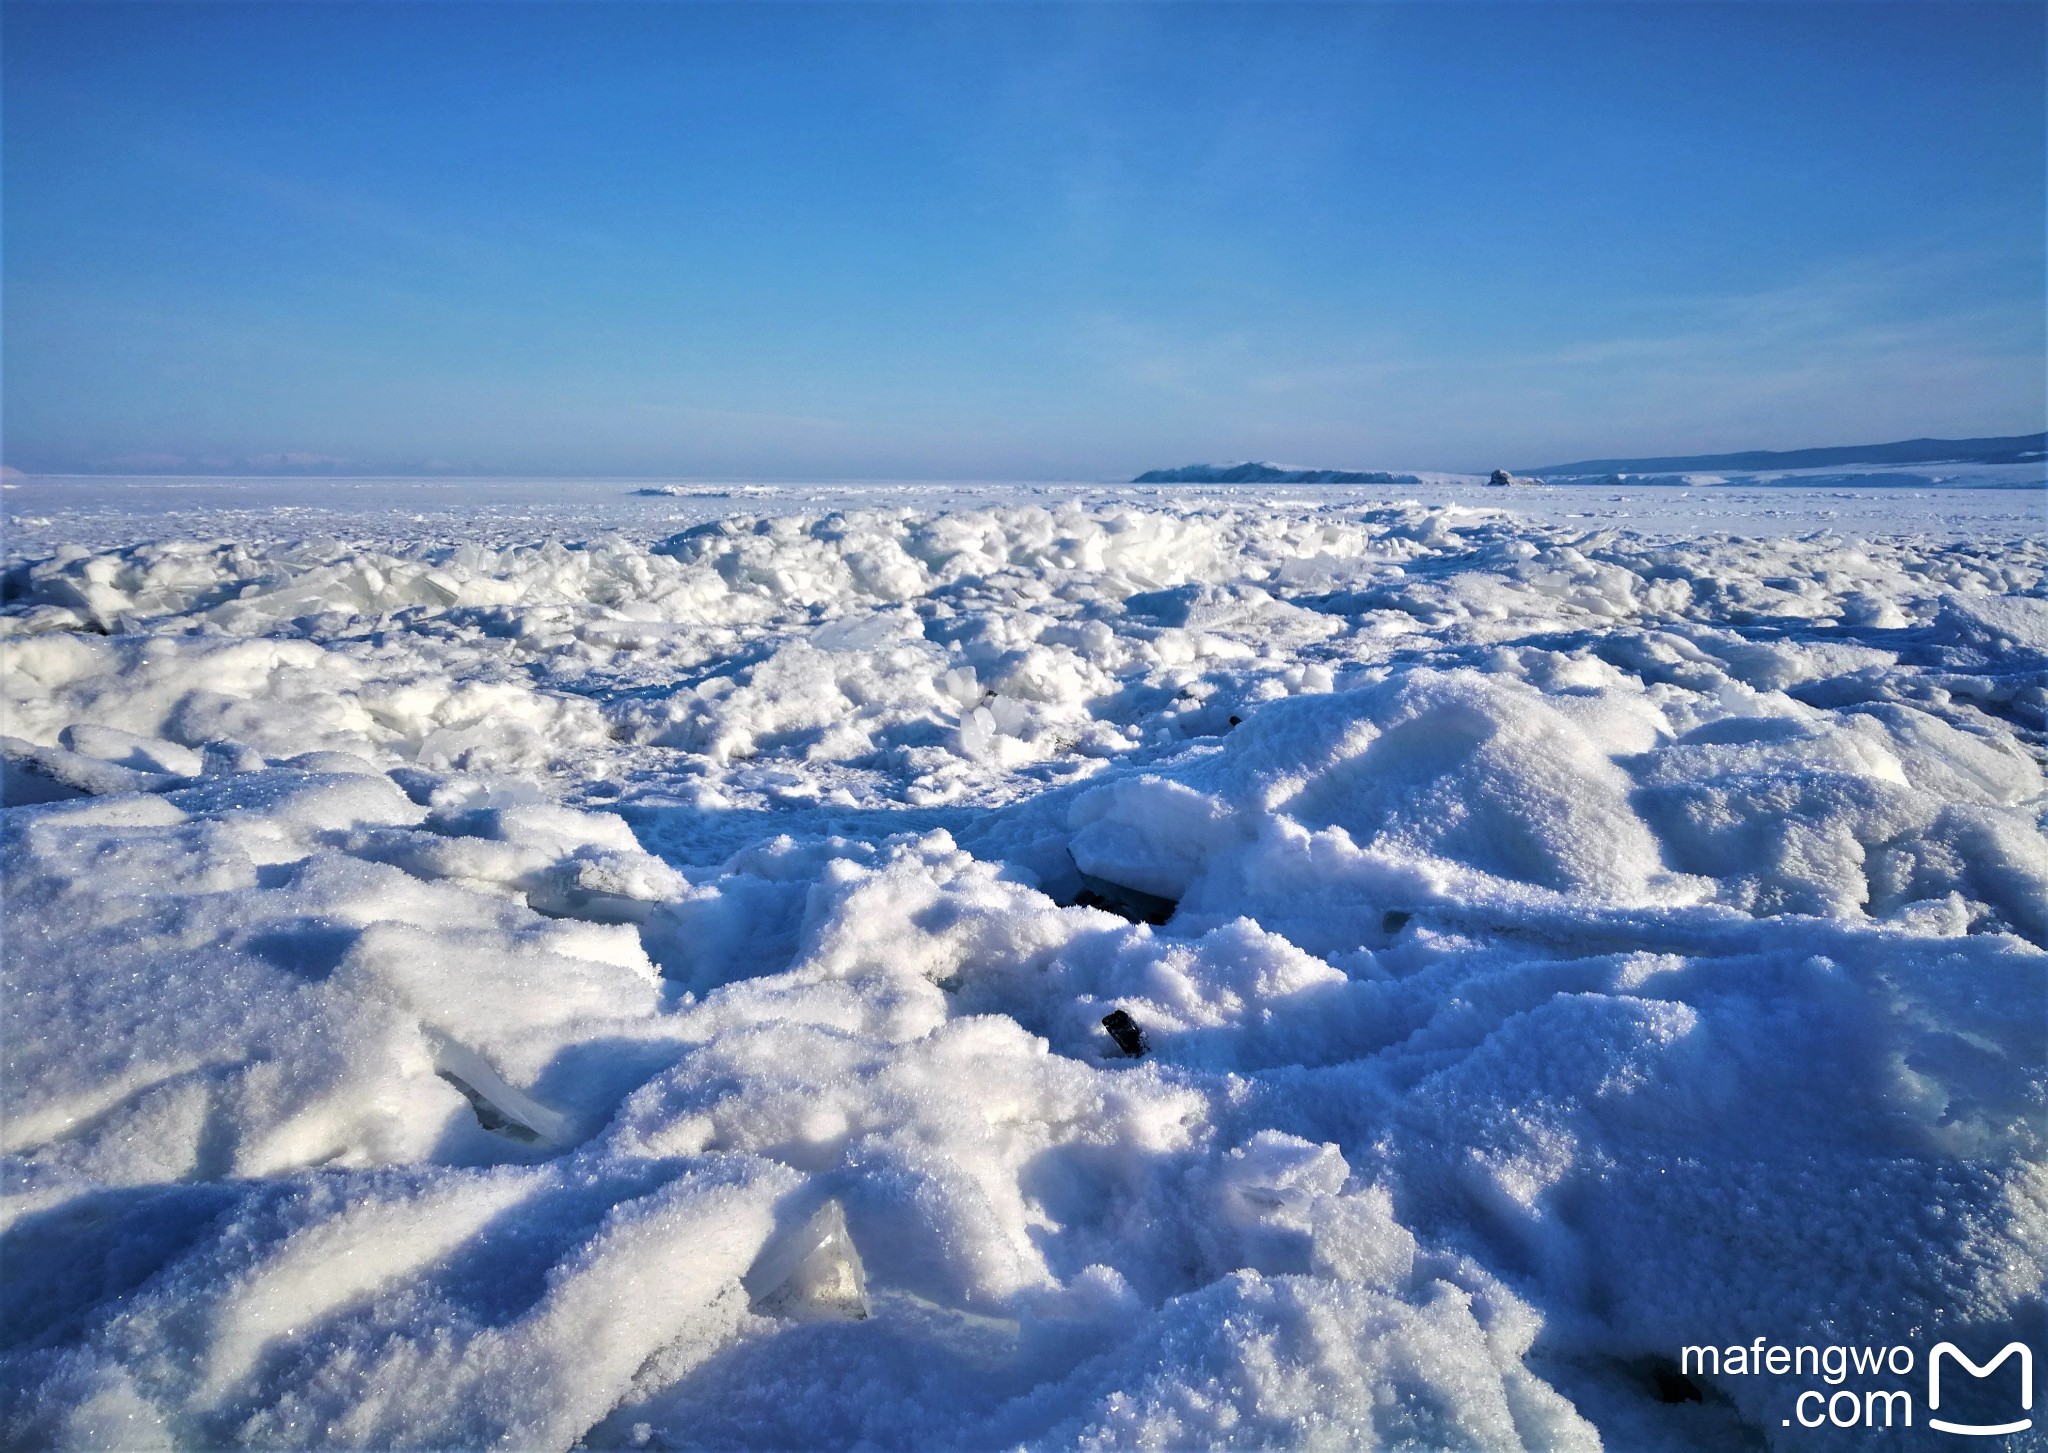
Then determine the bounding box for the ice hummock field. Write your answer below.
[1,476,2044,1451]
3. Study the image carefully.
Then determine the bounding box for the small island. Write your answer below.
[1133,462,1423,484]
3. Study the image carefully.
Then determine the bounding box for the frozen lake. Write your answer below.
[6,473,2043,554]
[2,478,2043,1449]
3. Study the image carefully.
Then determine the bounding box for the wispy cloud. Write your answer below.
[1057,240,2043,469]
[1539,245,2036,369]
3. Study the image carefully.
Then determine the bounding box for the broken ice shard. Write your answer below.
[430,1033,569,1146]
[743,1199,870,1321]
[1101,1009,1149,1058]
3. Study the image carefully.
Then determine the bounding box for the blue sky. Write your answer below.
[5,2,2043,478]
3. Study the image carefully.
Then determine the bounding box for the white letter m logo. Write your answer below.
[1929,1342,2033,1437]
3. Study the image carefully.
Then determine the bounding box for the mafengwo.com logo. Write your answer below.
[1678,1337,2034,1435]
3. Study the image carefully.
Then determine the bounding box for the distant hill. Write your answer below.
[1521,433,2045,477]
[1133,462,1423,484]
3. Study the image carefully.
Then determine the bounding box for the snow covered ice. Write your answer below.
[1,480,2043,1450]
